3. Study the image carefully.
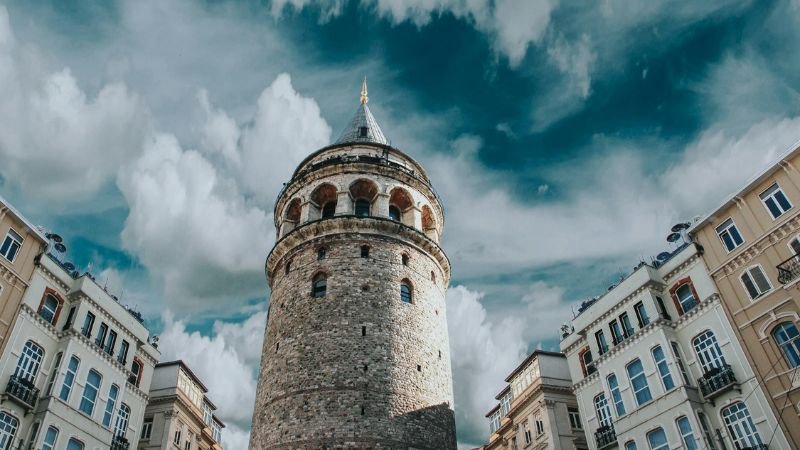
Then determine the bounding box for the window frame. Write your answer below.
[619,312,634,338]
[312,273,327,298]
[568,407,582,430]
[626,358,652,406]
[400,280,413,304]
[81,312,95,338]
[14,340,44,383]
[595,330,609,355]
[692,330,726,373]
[38,291,63,325]
[739,264,773,300]
[79,369,102,416]
[634,301,650,327]
[715,218,745,253]
[354,198,371,217]
[114,403,130,438]
[651,345,675,392]
[721,401,763,449]
[670,342,691,386]
[102,384,119,428]
[773,321,800,368]
[759,182,793,219]
[0,228,23,263]
[593,392,613,428]
[41,426,59,450]
[607,373,626,417]
[676,415,698,450]
[0,412,18,450]
[646,427,669,450]
[609,319,624,345]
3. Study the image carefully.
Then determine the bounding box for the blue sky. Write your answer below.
[2,0,800,447]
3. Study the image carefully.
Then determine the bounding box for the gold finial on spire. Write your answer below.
[360,77,368,105]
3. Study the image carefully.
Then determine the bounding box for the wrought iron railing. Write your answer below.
[595,425,617,449]
[4,375,39,411]
[777,253,800,284]
[110,435,130,450]
[698,364,737,399]
[740,445,768,450]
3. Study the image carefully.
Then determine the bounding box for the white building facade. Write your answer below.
[0,254,158,450]
[560,244,789,450]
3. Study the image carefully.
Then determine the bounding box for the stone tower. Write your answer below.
[250,80,457,450]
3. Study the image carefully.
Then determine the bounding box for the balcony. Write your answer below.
[777,253,800,284]
[740,445,768,450]
[594,425,617,450]
[111,435,130,450]
[698,364,738,401]
[3,375,39,412]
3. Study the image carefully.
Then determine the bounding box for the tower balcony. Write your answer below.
[777,253,800,284]
[594,425,617,450]
[698,364,738,401]
[3,375,39,412]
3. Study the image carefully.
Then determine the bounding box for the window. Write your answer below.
[499,393,512,416]
[45,352,63,396]
[626,358,652,406]
[360,245,369,258]
[676,416,698,450]
[0,229,23,262]
[0,412,17,450]
[607,373,626,416]
[81,312,95,338]
[285,260,291,274]
[655,296,671,320]
[114,403,130,437]
[174,428,182,446]
[66,438,84,450]
[646,428,668,450]
[674,283,697,314]
[131,359,143,387]
[535,416,544,435]
[185,432,193,450]
[773,322,800,368]
[42,426,58,450]
[431,271,436,282]
[696,411,716,450]
[321,201,336,218]
[568,407,582,429]
[489,410,501,433]
[740,266,772,300]
[651,345,675,391]
[625,441,637,450]
[203,402,213,425]
[620,312,634,338]
[317,247,326,260]
[14,340,44,382]
[511,437,518,450]
[212,422,222,443]
[716,218,744,252]
[63,306,76,331]
[103,384,119,427]
[95,322,108,347]
[401,254,409,266]
[595,330,609,355]
[389,205,401,221]
[610,319,624,345]
[722,402,762,449]
[141,418,153,441]
[38,293,61,324]
[692,330,726,373]
[359,126,368,137]
[580,348,596,376]
[670,342,691,386]
[118,341,129,365]
[400,280,413,303]
[79,369,102,415]
[312,273,327,298]
[523,421,532,444]
[59,356,79,401]
[27,422,39,450]
[634,301,649,327]
[760,183,792,219]
[355,199,370,217]
[105,330,117,355]
[594,393,612,428]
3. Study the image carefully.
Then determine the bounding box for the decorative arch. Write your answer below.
[349,179,379,217]
[389,187,414,222]
[284,198,302,222]
[310,183,338,219]
[311,271,328,298]
[757,312,800,339]
[400,278,413,304]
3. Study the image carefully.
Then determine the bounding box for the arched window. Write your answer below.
[355,199,371,217]
[59,355,80,401]
[626,358,652,406]
[389,205,401,221]
[593,393,612,428]
[114,403,130,437]
[312,273,327,298]
[692,330,726,373]
[66,438,84,450]
[401,254,409,266]
[321,201,336,218]
[38,293,61,324]
[79,369,103,415]
[607,373,625,416]
[103,384,120,427]
[773,322,800,368]
[0,412,18,450]
[676,416,698,450]
[45,352,63,396]
[42,426,58,450]
[721,402,762,449]
[317,247,327,260]
[400,280,413,304]
[131,358,143,387]
[14,340,44,382]
[646,428,668,450]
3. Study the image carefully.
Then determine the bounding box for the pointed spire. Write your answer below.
[334,78,388,146]
[360,77,368,105]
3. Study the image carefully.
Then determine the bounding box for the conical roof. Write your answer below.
[334,78,389,146]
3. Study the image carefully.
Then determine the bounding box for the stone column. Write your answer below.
[375,193,390,218]
[545,399,562,450]
[335,191,352,215]
[300,201,315,222]
[407,206,422,230]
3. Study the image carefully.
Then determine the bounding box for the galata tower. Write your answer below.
[249,80,457,449]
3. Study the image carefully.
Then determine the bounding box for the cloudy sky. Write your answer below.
[2,0,800,447]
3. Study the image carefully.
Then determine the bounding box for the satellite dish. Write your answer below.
[63,262,75,271]
[46,233,63,243]
[54,243,67,253]
[671,222,690,233]
[656,252,672,261]
[608,284,617,291]
[667,233,682,243]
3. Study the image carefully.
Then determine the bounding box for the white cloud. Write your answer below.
[212,310,269,369]
[158,311,264,447]
[0,5,149,202]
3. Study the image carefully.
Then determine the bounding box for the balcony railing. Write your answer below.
[4,375,39,412]
[110,435,130,450]
[594,425,617,450]
[740,445,768,450]
[777,253,800,284]
[698,364,737,400]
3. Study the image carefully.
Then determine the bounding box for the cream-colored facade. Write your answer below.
[691,142,800,447]
[0,195,48,357]
[139,361,223,450]
[484,351,587,450]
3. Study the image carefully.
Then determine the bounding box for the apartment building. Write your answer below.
[0,252,159,450]
[484,351,587,450]
[690,142,800,447]
[560,243,787,450]
[0,195,48,356]
[139,361,223,450]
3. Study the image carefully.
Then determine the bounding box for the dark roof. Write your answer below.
[504,350,565,383]
[484,403,500,418]
[335,103,388,146]
[156,360,209,393]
